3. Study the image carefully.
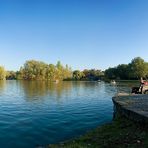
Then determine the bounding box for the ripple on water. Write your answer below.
[0,81,116,148]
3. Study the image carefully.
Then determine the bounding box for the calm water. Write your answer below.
[0,80,132,148]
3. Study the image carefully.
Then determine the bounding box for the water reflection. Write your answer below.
[0,80,6,93]
[21,81,49,97]
[20,81,73,101]
[20,81,106,102]
[0,81,139,100]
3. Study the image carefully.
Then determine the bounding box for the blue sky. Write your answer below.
[0,0,147,71]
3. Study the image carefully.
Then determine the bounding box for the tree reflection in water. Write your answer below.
[20,81,73,102]
[0,80,6,93]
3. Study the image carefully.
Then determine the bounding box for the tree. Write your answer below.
[105,57,148,80]
[18,60,72,81]
[55,61,64,80]
[105,67,117,79]
[130,57,148,79]
[82,69,103,80]
[21,60,48,80]
[63,64,72,80]
[55,61,73,80]
[73,70,84,80]
[6,71,16,80]
[0,66,6,80]
[46,64,56,81]
[116,64,129,79]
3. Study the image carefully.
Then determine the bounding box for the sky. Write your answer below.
[0,0,148,71]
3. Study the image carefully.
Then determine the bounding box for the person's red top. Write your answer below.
[143,81,148,85]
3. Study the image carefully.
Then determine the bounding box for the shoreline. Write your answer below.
[47,94,148,148]
[47,116,148,148]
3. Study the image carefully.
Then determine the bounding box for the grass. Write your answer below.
[48,117,148,148]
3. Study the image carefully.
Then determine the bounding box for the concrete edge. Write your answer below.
[112,96,148,124]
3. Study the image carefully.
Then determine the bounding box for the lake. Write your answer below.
[0,80,134,148]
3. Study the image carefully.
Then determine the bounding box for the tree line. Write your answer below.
[0,57,147,81]
[4,60,72,81]
[72,69,104,81]
[105,57,148,80]
[0,60,103,81]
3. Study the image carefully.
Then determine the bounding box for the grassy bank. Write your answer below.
[48,117,148,148]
